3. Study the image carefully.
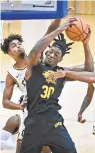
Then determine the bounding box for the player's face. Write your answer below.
[8,39,25,59]
[45,46,63,66]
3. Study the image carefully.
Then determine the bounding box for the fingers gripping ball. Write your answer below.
[65,18,89,41]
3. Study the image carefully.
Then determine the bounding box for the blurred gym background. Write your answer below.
[0,2,95,153]
[0,0,95,81]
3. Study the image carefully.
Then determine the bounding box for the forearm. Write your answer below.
[65,71,95,83]
[79,84,94,114]
[79,96,91,114]
[28,17,77,66]
[83,43,94,72]
[28,26,64,58]
[45,19,61,35]
[3,100,21,110]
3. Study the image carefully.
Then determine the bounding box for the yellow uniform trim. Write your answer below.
[8,72,19,87]
[54,122,62,128]
[13,65,27,70]
[17,137,22,141]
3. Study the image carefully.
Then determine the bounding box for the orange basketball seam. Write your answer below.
[66,23,83,37]
[81,25,89,40]
[66,28,81,35]
[66,30,88,41]
[66,19,89,41]
[79,19,85,39]
[82,26,89,35]
[73,23,83,37]
[71,32,86,39]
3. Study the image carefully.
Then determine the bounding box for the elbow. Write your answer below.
[87,77,95,84]
[89,68,94,73]
[90,77,95,84]
[84,66,94,73]
[2,100,7,108]
[87,94,93,102]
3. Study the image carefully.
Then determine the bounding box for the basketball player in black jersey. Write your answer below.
[18,19,94,152]
[1,17,94,152]
[1,8,76,153]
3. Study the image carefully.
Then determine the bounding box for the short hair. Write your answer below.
[1,34,23,54]
[51,33,74,57]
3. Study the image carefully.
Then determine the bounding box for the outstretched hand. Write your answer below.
[61,17,78,31]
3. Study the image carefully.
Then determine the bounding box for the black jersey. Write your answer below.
[26,63,66,114]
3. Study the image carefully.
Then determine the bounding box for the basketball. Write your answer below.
[65,18,89,41]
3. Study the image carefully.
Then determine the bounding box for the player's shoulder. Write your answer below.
[7,65,18,78]
[8,65,27,75]
[32,62,42,70]
[8,65,17,73]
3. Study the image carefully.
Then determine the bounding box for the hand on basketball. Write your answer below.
[61,17,78,31]
[83,25,91,44]
[78,113,86,124]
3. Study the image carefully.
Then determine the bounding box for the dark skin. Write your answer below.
[37,27,94,124]
[2,10,92,153]
[25,17,78,80]
[2,115,21,153]
[23,23,94,151]
[2,8,75,110]
[2,7,75,110]
[2,18,70,153]
[2,19,67,110]
[2,27,94,153]
[2,17,77,153]
[3,115,21,135]
[66,71,95,83]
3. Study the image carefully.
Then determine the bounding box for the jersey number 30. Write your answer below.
[40,85,54,99]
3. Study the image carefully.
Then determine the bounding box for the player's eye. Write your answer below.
[12,43,16,48]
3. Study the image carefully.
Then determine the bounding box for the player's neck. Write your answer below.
[45,62,57,69]
[14,58,27,69]
[14,54,27,68]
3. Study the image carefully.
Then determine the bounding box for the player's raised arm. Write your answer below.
[27,17,77,69]
[64,70,95,83]
[44,19,62,36]
[44,69,95,84]
[67,27,94,73]
[44,7,75,36]
[78,84,94,123]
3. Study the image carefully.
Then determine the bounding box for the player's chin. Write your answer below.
[45,60,53,66]
[19,52,25,59]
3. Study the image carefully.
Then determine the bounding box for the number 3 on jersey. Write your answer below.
[40,85,54,99]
